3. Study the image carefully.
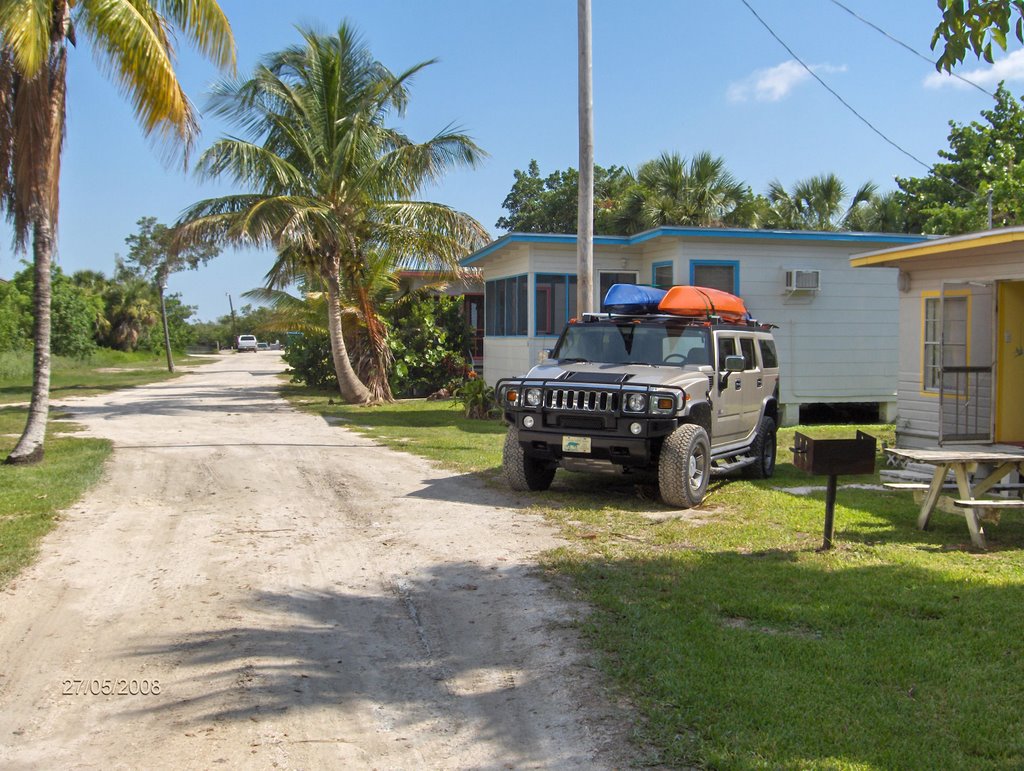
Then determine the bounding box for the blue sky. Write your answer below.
[1,0,1020,321]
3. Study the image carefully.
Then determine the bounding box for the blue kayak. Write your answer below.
[602,284,668,314]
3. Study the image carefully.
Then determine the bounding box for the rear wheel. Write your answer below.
[503,426,556,491]
[744,416,777,479]
[658,423,711,508]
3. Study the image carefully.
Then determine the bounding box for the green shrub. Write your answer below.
[282,332,337,388]
[451,372,498,419]
[388,295,472,397]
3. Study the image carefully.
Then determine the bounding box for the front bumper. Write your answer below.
[511,413,679,467]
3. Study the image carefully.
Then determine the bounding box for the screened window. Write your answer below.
[923,296,967,390]
[535,274,578,336]
[653,263,674,289]
[599,272,637,308]
[692,262,737,294]
[485,275,528,336]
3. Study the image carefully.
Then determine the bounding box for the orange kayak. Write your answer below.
[658,285,748,322]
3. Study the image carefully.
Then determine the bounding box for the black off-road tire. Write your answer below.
[503,426,556,491]
[658,423,711,509]
[744,416,777,480]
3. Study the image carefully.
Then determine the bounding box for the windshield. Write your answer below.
[553,320,710,367]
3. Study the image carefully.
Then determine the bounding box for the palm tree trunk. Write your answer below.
[353,281,393,403]
[5,217,54,465]
[325,269,371,404]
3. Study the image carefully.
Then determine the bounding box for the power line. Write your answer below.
[827,0,994,97]
[739,0,933,172]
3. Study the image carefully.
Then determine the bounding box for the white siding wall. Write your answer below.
[477,236,904,422]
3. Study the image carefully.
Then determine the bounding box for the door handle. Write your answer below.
[757,377,763,388]
[734,380,742,390]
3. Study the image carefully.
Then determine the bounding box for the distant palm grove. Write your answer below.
[496,85,1024,238]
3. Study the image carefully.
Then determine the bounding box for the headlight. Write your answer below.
[525,387,542,407]
[625,393,647,412]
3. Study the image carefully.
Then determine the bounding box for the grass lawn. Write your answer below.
[0,349,208,405]
[300,393,1024,769]
[0,349,210,587]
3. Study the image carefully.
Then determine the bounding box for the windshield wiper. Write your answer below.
[558,357,590,363]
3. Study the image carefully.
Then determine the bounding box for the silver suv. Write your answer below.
[496,310,780,508]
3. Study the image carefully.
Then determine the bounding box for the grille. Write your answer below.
[545,388,618,412]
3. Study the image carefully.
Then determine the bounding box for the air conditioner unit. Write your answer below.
[784,269,821,291]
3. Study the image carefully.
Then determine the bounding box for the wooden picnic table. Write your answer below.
[885,447,1024,548]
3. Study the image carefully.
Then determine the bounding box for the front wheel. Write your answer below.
[502,426,556,492]
[658,424,711,508]
[744,416,777,479]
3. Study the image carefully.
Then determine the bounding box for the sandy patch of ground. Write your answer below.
[0,353,632,769]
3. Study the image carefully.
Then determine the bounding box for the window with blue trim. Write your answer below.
[691,260,739,294]
[652,261,673,289]
[485,275,528,336]
[535,274,578,335]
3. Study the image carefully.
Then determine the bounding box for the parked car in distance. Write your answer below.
[257,342,270,351]
[237,334,258,353]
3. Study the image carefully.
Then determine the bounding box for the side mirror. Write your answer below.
[724,355,745,373]
[538,349,553,364]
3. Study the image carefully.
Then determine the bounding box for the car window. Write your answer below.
[739,337,757,370]
[759,338,779,369]
[717,336,736,369]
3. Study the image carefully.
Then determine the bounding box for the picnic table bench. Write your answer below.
[884,447,1024,549]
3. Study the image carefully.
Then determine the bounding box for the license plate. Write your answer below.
[562,436,591,454]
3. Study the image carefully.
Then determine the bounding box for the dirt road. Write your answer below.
[0,354,629,769]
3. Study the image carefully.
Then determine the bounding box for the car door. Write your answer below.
[712,332,744,444]
[737,335,766,441]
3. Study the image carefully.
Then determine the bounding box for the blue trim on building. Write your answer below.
[461,227,931,266]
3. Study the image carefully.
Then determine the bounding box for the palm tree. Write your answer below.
[766,173,877,231]
[178,23,488,404]
[614,151,752,234]
[0,1,235,464]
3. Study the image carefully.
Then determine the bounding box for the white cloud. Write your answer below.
[923,48,1024,89]
[727,60,847,103]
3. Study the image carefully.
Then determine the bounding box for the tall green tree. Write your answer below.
[614,151,754,234]
[496,160,630,234]
[123,216,219,371]
[0,0,235,464]
[179,22,488,404]
[897,84,1024,233]
[764,173,877,231]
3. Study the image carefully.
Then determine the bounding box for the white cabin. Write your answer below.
[462,226,930,425]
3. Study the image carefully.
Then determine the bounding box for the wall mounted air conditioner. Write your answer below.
[784,269,821,292]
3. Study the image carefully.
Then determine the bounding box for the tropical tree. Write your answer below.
[179,22,488,404]
[0,1,235,464]
[123,216,219,371]
[897,84,1024,234]
[764,173,877,231]
[613,151,754,234]
[496,159,631,234]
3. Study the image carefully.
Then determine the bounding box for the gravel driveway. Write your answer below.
[0,353,630,769]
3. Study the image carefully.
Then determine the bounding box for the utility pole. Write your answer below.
[577,0,594,315]
[227,292,238,346]
[157,267,174,373]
